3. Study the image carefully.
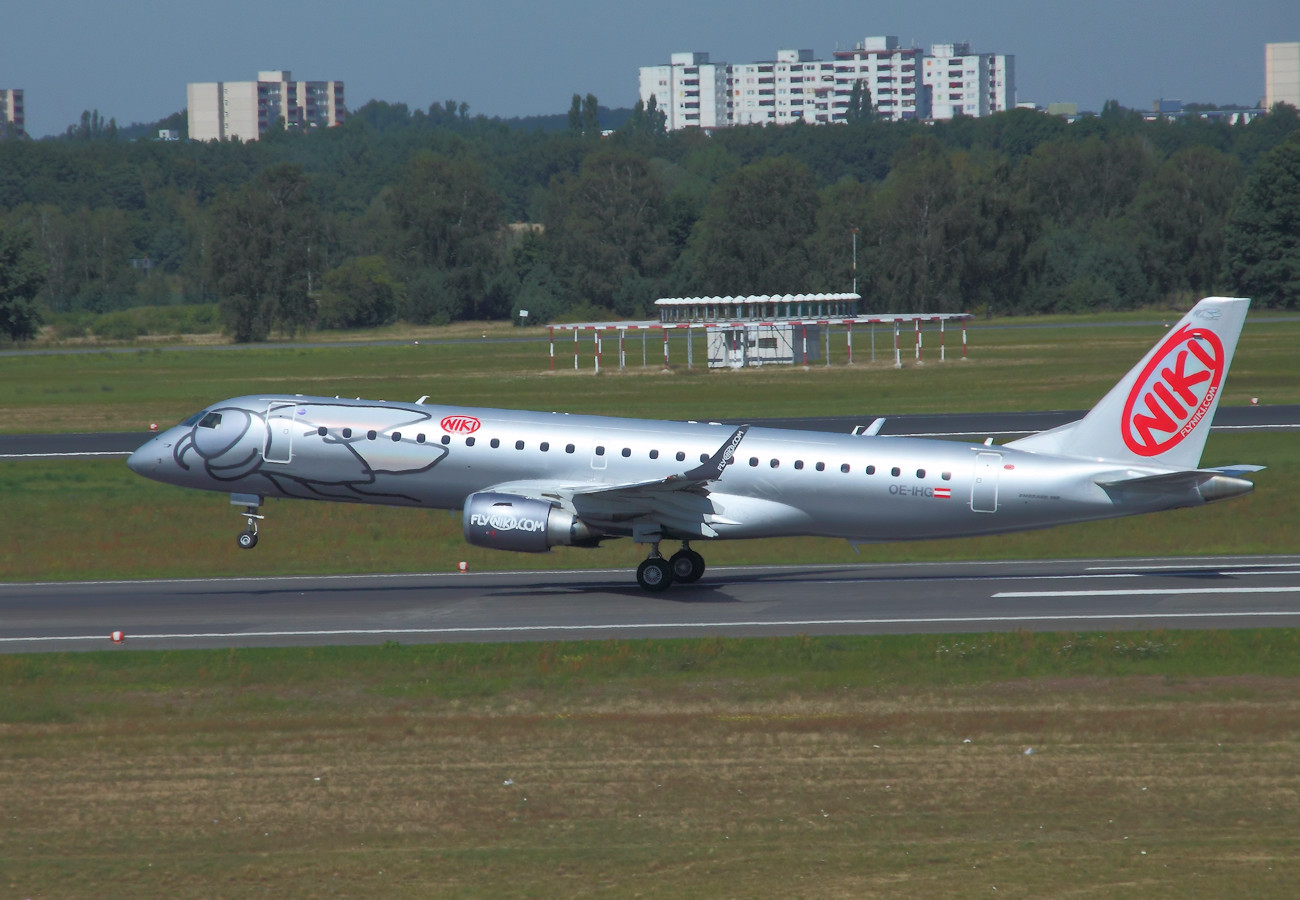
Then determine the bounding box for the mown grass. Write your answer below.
[3,313,1298,434]
[2,633,1299,897]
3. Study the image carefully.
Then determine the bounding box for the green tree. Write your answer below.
[1126,146,1241,298]
[845,79,875,124]
[1224,133,1300,308]
[545,147,674,312]
[0,221,46,340]
[208,164,323,341]
[316,255,402,329]
[689,156,820,295]
[387,152,503,321]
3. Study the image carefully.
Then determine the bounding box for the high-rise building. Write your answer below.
[923,43,1016,119]
[1266,42,1300,110]
[638,52,729,129]
[831,36,929,122]
[187,71,345,142]
[731,49,838,126]
[0,89,24,137]
[640,36,1013,130]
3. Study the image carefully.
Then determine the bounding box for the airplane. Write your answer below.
[128,296,1262,591]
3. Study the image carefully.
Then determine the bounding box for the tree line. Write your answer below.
[1,97,1299,342]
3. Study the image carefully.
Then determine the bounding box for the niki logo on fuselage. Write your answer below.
[173,403,449,499]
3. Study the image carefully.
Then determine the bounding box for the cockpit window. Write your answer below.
[180,411,204,427]
[198,412,223,429]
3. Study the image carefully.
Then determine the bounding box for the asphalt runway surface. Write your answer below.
[4,556,1300,653]
[3,405,1298,460]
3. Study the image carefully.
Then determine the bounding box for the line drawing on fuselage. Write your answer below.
[129,297,1264,591]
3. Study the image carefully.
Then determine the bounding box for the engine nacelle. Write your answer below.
[462,491,597,553]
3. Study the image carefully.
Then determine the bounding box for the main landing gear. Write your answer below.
[636,542,706,592]
[233,493,263,550]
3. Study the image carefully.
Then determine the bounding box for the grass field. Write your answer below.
[3,634,1299,897]
[4,313,1299,434]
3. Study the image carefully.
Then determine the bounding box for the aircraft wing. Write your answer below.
[480,426,750,538]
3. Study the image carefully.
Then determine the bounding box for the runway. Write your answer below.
[3,404,1298,459]
[4,555,1300,653]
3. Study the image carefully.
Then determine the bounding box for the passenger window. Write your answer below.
[700,453,708,463]
[840,463,850,473]
[342,428,352,438]
[541,442,550,452]
[749,457,759,467]
[649,449,659,459]
[941,471,951,481]
[566,444,575,453]
[441,434,450,445]
[916,469,925,479]
[317,426,327,436]
[770,459,780,468]
[595,445,605,456]
[490,438,500,449]
[794,460,804,470]
[416,434,426,444]
[621,448,631,457]
[816,462,825,472]
[367,430,377,441]
[466,437,476,447]
[392,432,402,442]
[515,440,525,450]
[866,465,876,475]
[676,451,686,462]
[891,467,901,477]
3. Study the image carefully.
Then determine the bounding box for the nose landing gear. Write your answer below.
[232,492,263,550]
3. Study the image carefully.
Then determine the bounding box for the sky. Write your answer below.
[4,0,1296,138]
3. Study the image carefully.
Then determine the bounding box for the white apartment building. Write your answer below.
[638,52,729,129]
[731,49,838,126]
[923,43,1016,119]
[187,70,345,142]
[640,36,1017,130]
[1266,42,1300,109]
[831,36,929,122]
[0,89,23,135]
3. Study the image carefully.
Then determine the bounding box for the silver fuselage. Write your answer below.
[128,394,1221,544]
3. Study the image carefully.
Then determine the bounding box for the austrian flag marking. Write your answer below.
[933,487,952,499]
[1120,324,1225,457]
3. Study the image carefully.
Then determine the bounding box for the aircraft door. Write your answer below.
[264,402,296,464]
[971,451,1001,513]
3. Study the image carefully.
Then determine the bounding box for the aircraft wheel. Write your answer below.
[669,549,705,583]
[237,531,259,550]
[636,558,673,592]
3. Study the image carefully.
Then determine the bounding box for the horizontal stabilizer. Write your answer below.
[1096,469,1256,504]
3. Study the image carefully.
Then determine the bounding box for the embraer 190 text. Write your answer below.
[128,297,1262,591]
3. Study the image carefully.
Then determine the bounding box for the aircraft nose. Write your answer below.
[127,433,171,477]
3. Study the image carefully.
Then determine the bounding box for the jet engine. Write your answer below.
[462,492,598,552]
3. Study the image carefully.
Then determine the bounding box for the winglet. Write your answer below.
[683,425,749,482]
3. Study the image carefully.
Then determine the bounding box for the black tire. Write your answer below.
[636,557,673,592]
[669,549,705,583]
[237,531,258,550]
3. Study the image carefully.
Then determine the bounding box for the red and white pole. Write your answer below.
[548,326,555,372]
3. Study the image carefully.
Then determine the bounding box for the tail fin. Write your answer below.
[1006,297,1249,469]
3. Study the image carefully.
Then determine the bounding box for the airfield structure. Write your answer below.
[546,293,973,373]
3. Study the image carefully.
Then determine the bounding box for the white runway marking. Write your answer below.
[995,586,1300,598]
[5,610,1300,645]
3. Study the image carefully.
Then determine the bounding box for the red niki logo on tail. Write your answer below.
[440,415,481,435]
[1121,325,1225,457]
